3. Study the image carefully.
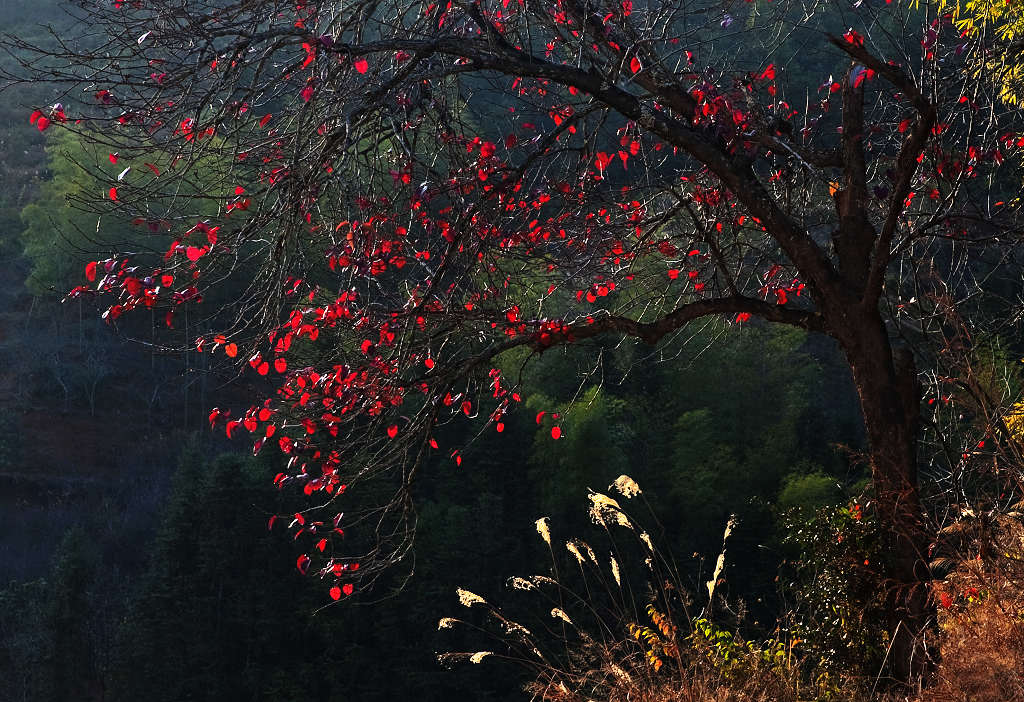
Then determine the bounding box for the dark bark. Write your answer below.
[836,307,931,684]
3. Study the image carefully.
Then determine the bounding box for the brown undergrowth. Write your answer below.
[923,512,1024,702]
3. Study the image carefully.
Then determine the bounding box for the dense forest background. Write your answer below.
[0,1,947,699]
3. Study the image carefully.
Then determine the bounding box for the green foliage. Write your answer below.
[915,0,1024,104]
[20,130,135,295]
[526,386,635,522]
[691,616,791,679]
[777,471,844,511]
[780,501,888,678]
[0,0,68,224]
[504,323,864,623]
[19,128,227,299]
[115,449,319,701]
[42,527,101,701]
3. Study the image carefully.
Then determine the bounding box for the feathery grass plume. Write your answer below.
[486,609,533,641]
[457,587,487,607]
[640,531,654,552]
[588,490,631,528]
[437,617,458,629]
[608,662,632,684]
[610,474,642,498]
[550,607,573,624]
[566,538,600,566]
[535,516,551,546]
[508,576,534,591]
[705,515,738,610]
[440,488,852,700]
[469,651,493,664]
[436,652,466,666]
[503,620,532,638]
[566,540,586,565]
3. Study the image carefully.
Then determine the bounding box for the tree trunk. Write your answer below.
[838,308,931,685]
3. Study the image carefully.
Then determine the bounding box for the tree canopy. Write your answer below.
[5,0,1024,684]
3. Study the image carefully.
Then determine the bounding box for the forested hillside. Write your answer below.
[1,0,1023,700]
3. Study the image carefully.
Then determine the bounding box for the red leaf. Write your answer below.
[536,411,546,424]
[387,424,398,438]
[37,116,50,131]
[108,187,118,200]
[224,342,238,358]
[354,58,368,74]
[330,585,342,600]
[843,29,864,47]
[85,261,98,282]
[108,153,119,164]
[630,56,641,74]
[551,426,562,440]
[317,538,327,552]
[274,357,287,373]
[296,554,311,575]
[342,583,354,596]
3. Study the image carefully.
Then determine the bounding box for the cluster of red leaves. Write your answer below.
[32,0,1019,601]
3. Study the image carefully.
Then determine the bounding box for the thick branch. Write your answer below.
[553,296,826,347]
[834,64,877,288]
[827,35,937,305]
[827,34,931,115]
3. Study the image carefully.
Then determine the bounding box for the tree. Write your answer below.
[915,0,1024,105]
[6,0,1022,684]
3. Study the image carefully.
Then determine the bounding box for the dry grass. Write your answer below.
[922,515,1024,702]
[441,479,1024,701]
